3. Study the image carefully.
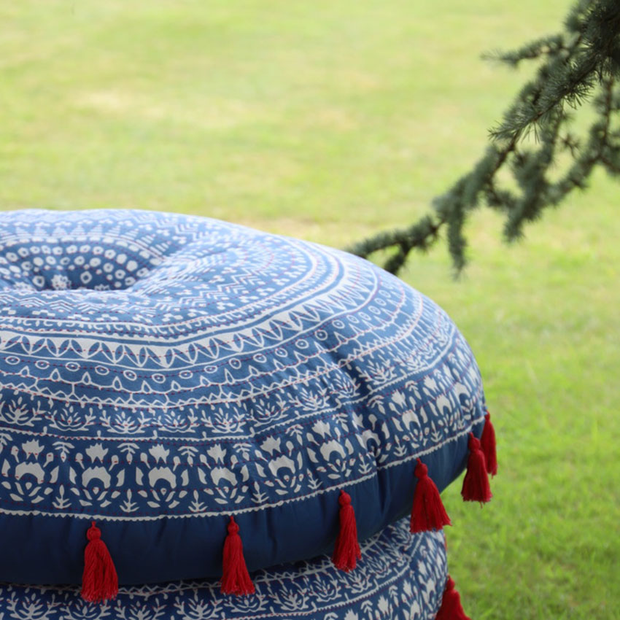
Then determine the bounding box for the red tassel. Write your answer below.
[461,432,492,503]
[436,576,471,620]
[221,516,255,596]
[332,489,361,572]
[81,521,118,603]
[410,459,451,533]
[481,410,498,477]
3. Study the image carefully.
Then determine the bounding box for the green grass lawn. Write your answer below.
[1,1,619,617]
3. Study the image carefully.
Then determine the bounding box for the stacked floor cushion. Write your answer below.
[0,209,489,618]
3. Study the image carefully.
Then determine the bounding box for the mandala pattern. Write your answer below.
[0,209,486,585]
[0,519,448,620]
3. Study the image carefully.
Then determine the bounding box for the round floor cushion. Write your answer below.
[0,519,447,620]
[0,209,486,585]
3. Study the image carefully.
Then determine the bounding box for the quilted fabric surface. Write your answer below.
[0,518,448,620]
[0,209,486,584]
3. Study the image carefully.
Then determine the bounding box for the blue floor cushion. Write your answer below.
[0,518,448,620]
[0,209,487,586]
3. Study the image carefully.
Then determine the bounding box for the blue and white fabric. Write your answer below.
[0,519,448,620]
[0,209,486,585]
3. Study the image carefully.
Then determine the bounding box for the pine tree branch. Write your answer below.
[347,0,620,275]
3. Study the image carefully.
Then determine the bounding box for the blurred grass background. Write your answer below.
[1,1,618,617]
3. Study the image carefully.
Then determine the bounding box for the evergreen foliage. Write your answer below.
[347,0,620,275]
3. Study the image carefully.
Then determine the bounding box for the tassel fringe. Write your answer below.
[76,418,498,602]
[81,522,118,603]
[221,516,255,596]
[436,576,471,620]
[332,489,362,572]
[461,433,492,504]
[410,459,451,533]
[481,410,498,477]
